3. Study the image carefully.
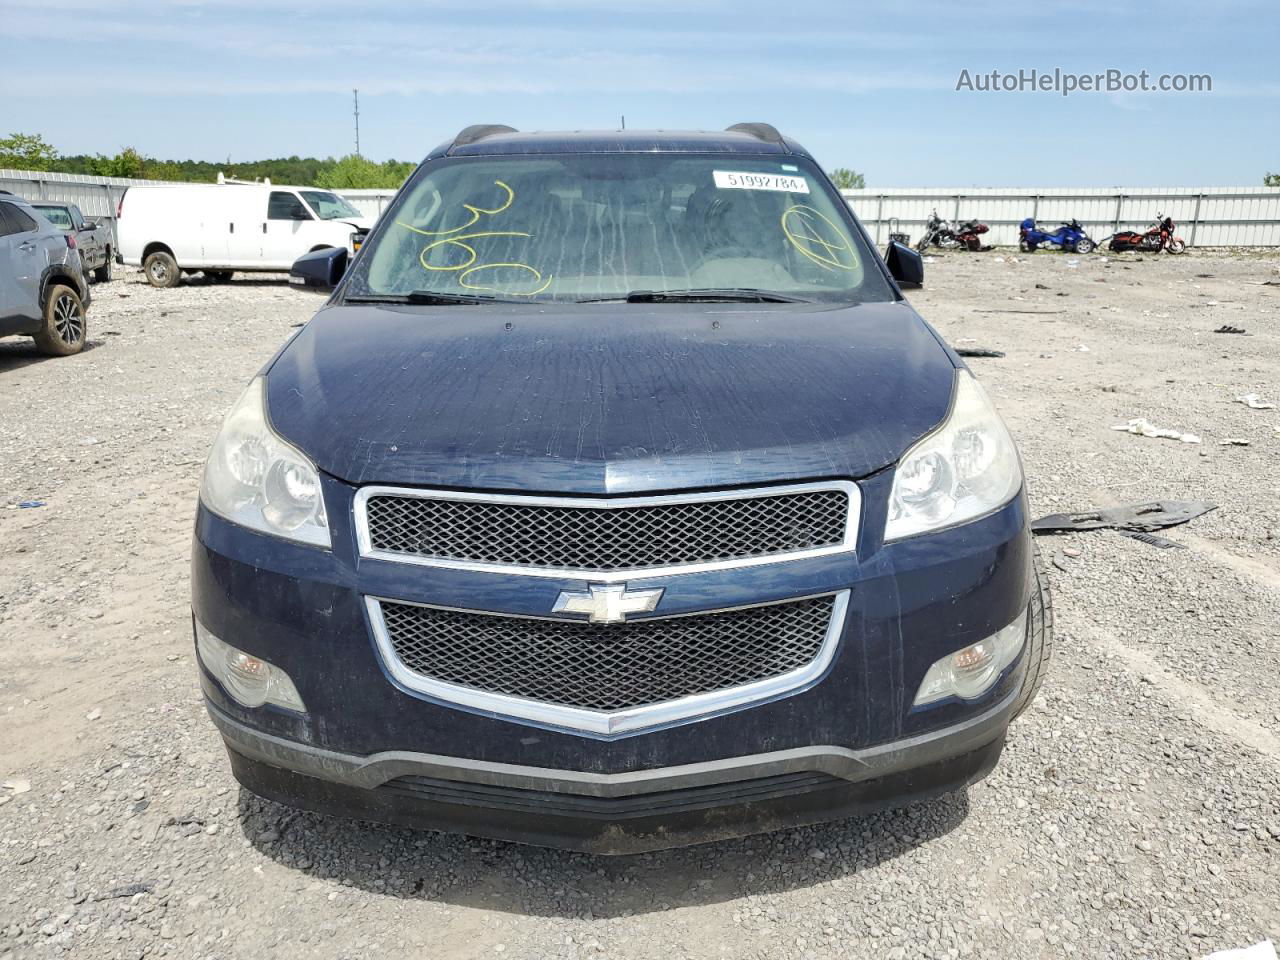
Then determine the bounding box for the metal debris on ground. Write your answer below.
[94,881,157,902]
[1120,531,1187,549]
[1214,325,1248,334]
[955,347,1006,358]
[1111,418,1201,443]
[1235,394,1275,410]
[1031,500,1218,536]
[1219,438,1251,446]
[1203,941,1278,960]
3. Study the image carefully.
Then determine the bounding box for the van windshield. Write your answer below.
[299,191,362,221]
[346,154,892,304]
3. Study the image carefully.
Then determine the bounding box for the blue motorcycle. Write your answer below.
[1019,218,1096,254]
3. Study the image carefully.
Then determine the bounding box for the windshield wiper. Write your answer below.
[578,288,812,304]
[344,290,526,306]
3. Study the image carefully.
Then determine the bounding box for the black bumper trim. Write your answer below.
[206,687,1016,798]
[228,737,1004,853]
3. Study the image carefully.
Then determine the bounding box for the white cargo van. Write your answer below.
[116,182,374,287]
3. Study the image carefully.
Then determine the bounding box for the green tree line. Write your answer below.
[3,133,882,192]
[0,132,416,189]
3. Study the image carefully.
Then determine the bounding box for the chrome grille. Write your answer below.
[374,595,837,713]
[358,484,854,575]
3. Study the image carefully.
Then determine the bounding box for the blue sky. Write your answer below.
[3,0,1277,186]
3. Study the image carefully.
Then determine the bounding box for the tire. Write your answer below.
[1073,237,1095,254]
[205,270,234,282]
[1018,239,1032,253]
[1167,239,1186,254]
[93,249,113,283]
[915,235,931,254]
[143,250,180,288]
[1011,542,1054,720]
[33,284,87,356]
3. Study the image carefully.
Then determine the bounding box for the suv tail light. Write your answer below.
[65,234,77,249]
[116,191,126,218]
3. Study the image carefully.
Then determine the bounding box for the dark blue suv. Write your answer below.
[191,124,1051,853]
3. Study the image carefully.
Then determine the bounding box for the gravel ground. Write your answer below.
[1,252,1278,960]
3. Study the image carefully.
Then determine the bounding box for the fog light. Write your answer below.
[914,608,1028,707]
[195,620,305,712]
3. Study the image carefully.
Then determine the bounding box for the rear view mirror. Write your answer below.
[885,241,924,288]
[289,246,348,292]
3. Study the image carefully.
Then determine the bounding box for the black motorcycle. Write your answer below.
[915,209,991,252]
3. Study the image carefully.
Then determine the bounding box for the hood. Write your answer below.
[340,218,375,232]
[265,300,957,494]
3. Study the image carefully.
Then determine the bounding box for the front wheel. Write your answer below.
[1012,543,1054,720]
[93,249,113,282]
[1167,239,1186,254]
[915,235,931,253]
[1073,237,1095,254]
[33,284,87,356]
[143,250,180,288]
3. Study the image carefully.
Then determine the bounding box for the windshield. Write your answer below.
[35,206,73,230]
[299,190,362,221]
[347,154,892,303]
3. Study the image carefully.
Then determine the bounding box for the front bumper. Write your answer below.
[193,469,1033,850]
[213,690,1012,853]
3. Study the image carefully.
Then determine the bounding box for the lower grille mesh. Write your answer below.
[377,595,836,712]
[380,772,841,820]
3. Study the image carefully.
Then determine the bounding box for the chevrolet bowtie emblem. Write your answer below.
[552,584,664,624]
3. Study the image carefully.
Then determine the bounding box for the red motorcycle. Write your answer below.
[1106,214,1187,254]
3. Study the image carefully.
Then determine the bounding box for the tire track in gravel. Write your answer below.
[1081,620,1280,761]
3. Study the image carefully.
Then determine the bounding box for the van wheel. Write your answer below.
[33,284,87,356]
[1011,542,1053,720]
[94,250,113,282]
[205,270,233,282]
[143,251,180,288]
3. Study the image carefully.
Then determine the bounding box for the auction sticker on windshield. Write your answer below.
[713,171,809,193]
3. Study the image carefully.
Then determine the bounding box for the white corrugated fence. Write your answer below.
[4,168,1280,248]
[840,186,1280,248]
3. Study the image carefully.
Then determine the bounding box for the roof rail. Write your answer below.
[452,124,519,149]
[725,122,786,147]
[216,172,272,186]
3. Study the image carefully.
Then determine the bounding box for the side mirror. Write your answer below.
[289,246,348,291]
[884,240,924,288]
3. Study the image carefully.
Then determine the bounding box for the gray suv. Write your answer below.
[0,192,90,356]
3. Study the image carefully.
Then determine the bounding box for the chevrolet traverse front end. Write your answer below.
[191,124,1051,853]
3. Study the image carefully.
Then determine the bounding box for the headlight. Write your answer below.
[885,370,1021,541]
[200,377,330,547]
[195,620,305,712]
[913,608,1028,707]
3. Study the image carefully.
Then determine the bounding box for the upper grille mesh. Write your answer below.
[363,488,850,571]
[377,595,835,711]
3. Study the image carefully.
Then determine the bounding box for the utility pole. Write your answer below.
[620,115,626,130]
[353,89,361,156]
